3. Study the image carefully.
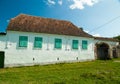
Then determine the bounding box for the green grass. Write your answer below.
[1,58,120,84]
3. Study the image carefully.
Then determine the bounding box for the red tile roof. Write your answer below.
[94,37,118,42]
[7,14,93,38]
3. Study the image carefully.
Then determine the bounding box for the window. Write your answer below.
[54,38,62,49]
[19,36,28,47]
[34,37,43,48]
[72,40,78,49]
[82,40,88,50]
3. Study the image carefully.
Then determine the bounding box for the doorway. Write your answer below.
[0,51,5,68]
[96,43,110,60]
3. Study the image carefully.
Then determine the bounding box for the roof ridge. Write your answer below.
[16,14,72,24]
[7,14,93,38]
[94,37,119,42]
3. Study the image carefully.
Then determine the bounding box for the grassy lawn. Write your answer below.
[0,59,120,84]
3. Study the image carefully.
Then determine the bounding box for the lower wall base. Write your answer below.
[4,59,95,68]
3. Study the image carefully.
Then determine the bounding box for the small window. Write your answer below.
[72,40,78,49]
[54,38,62,49]
[34,37,43,48]
[82,40,88,50]
[19,36,28,47]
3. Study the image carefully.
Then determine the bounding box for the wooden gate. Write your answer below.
[0,51,5,68]
[96,43,110,60]
[97,47,109,60]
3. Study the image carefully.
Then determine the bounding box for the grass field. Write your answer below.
[0,59,120,84]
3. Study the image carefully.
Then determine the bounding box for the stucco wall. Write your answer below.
[0,35,6,51]
[0,31,95,67]
[94,40,118,48]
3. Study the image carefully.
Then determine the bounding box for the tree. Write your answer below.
[114,35,120,45]
[114,35,120,41]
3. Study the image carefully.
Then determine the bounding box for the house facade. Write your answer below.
[0,14,119,68]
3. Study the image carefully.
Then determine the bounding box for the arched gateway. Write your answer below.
[94,37,119,60]
[95,43,110,60]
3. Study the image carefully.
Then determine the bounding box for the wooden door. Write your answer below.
[0,51,5,68]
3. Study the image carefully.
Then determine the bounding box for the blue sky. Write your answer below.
[0,0,120,37]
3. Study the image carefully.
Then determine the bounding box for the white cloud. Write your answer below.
[6,20,10,23]
[45,0,100,10]
[93,33,101,37]
[84,30,101,37]
[69,0,99,10]
[84,30,89,33]
[47,0,56,5]
[46,0,63,6]
[58,0,63,5]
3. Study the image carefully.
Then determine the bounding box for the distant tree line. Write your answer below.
[113,35,120,44]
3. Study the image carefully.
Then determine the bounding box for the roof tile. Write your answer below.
[7,14,93,38]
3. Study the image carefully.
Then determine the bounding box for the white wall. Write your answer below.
[94,39,118,48]
[0,35,7,51]
[0,31,95,67]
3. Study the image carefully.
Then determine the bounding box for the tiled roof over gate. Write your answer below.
[94,37,118,42]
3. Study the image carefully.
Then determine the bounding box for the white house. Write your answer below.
[0,14,119,68]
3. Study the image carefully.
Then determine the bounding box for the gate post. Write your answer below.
[108,47,113,59]
[116,45,120,58]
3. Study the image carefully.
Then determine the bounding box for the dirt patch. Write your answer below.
[114,61,120,62]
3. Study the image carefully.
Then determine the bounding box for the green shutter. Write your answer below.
[34,37,42,48]
[19,36,28,47]
[72,40,78,49]
[82,40,88,50]
[55,39,62,49]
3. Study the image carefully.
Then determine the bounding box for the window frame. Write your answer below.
[72,40,79,49]
[54,38,62,49]
[82,40,88,50]
[19,36,28,48]
[34,37,43,48]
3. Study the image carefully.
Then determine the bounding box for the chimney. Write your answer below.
[79,27,83,31]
